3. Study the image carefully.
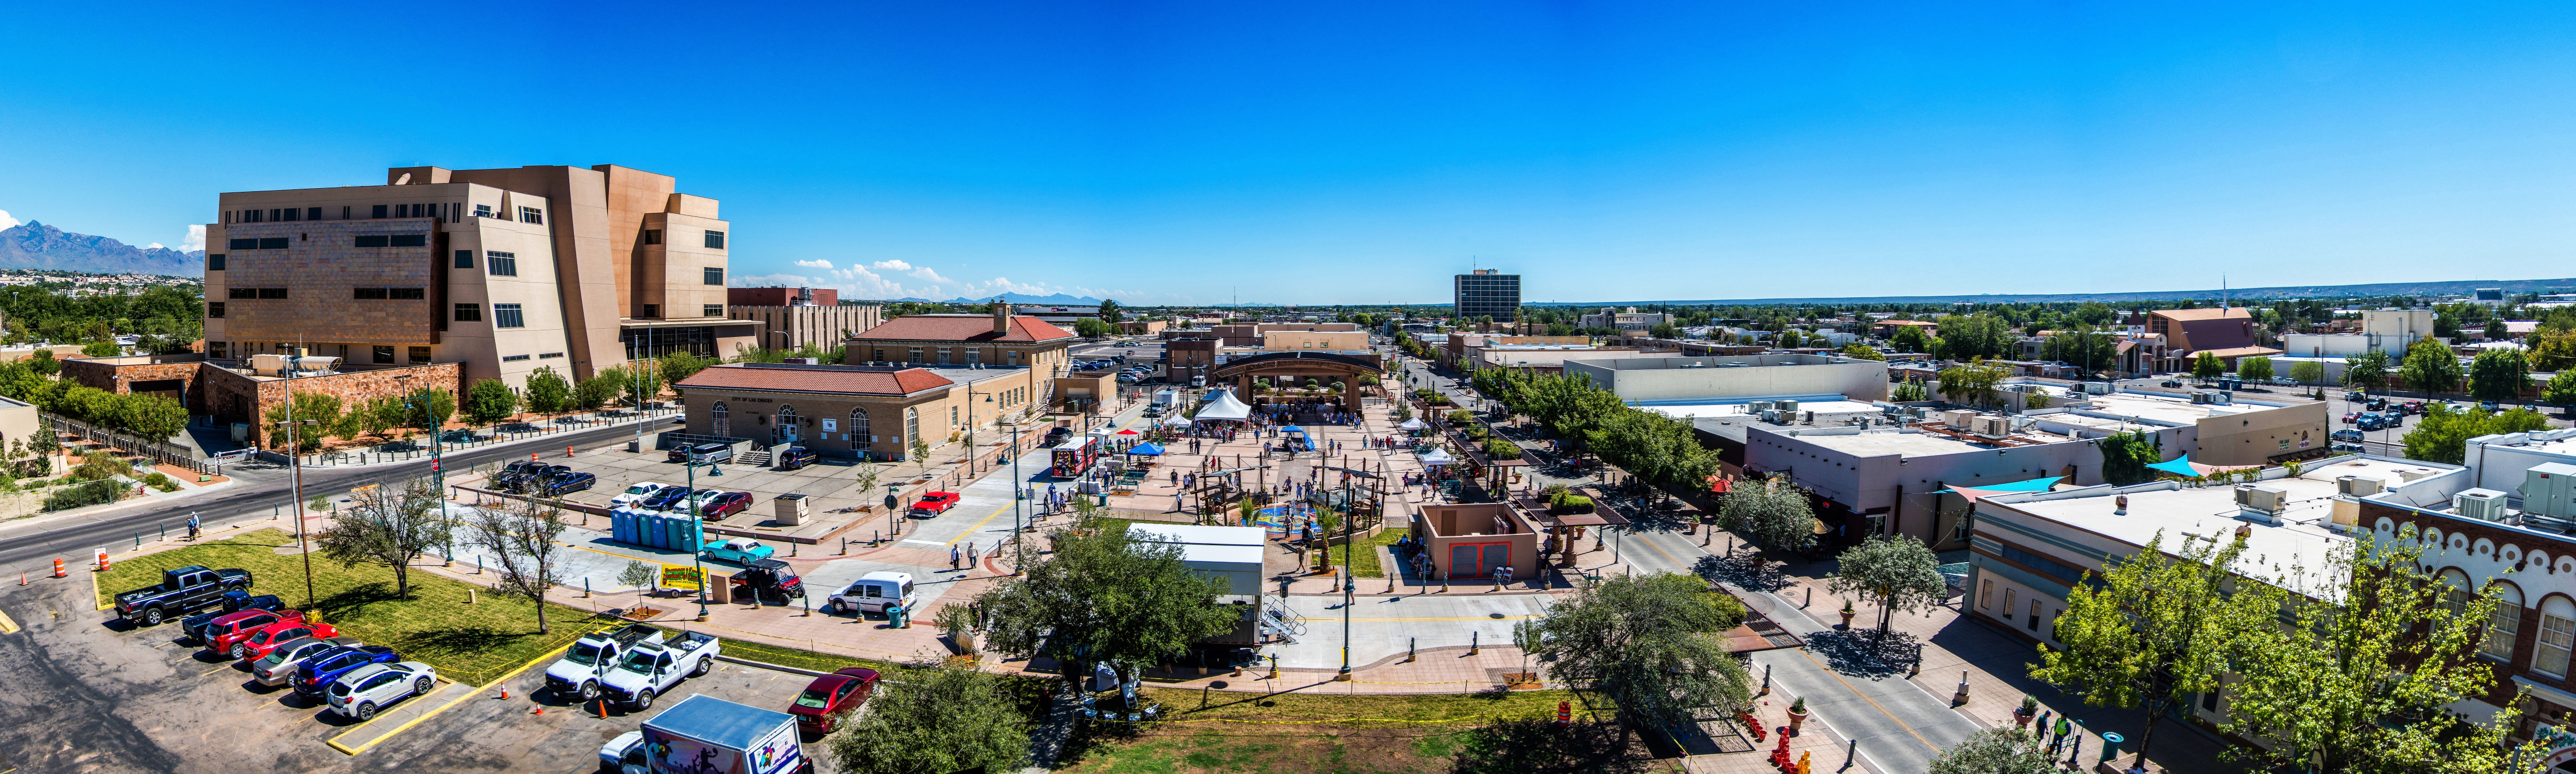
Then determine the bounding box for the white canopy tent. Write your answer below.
[1398,417,1428,431]
[1419,447,1455,467]
[1192,388,1253,423]
[1159,413,1194,427]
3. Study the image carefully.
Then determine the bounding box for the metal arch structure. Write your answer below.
[1207,351,1384,408]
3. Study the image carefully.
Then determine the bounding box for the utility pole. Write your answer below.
[282,341,315,609]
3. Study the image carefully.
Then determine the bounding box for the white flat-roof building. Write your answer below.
[1564,353,1888,403]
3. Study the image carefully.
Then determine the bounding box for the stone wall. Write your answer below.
[61,357,209,400]
[199,363,464,432]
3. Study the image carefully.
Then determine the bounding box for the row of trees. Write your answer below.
[0,373,189,443]
[1468,367,1721,494]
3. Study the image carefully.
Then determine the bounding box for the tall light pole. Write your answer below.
[1010,422,1026,575]
[278,348,316,609]
[681,451,722,621]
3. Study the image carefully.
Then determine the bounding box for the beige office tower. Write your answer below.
[202,165,754,386]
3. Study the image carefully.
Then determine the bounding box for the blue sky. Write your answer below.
[2,2,2571,305]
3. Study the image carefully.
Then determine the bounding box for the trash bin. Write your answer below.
[775,493,808,526]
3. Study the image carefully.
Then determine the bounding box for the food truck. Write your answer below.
[1048,434,1104,478]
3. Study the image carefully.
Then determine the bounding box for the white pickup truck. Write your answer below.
[545,624,664,703]
[598,630,720,711]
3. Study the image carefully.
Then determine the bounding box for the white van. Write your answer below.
[828,571,917,615]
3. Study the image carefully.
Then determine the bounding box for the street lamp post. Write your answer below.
[681,452,723,620]
[403,381,453,565]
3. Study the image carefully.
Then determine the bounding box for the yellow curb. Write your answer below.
[325,623,607,756]
[0,608,17,634]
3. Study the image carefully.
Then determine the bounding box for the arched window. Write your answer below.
[905,408,920,446]
[2538,596,2576,678]
[710,401,730,437]
[850,408,870,441]
[777,403,797,428]
[2485,582,2526,662]
[2441,569,2473,619]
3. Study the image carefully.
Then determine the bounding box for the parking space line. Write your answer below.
[325,632,595,755]
[199,662,236,678]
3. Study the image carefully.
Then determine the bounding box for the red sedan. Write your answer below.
[235,618,340,661]
[788,667,879,734]
[698,491,754,519]
[207,609,303,658]
[909,492,961,516]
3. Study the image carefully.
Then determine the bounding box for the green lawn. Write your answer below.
[1144,686,1574,727]
[1059,688,1586,773]
[1336,527,1408,579]
[99,529,612,685]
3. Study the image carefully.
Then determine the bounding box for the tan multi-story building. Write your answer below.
[726,287,882,352]
[202,164,756,388]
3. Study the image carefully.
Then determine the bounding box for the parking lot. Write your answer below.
[0,568,840,773]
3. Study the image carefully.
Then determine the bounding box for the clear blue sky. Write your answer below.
[3,2,2571,305]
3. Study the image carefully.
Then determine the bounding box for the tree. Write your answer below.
[2030,531,2278,773]
[2344,349,2391,393]
[572,375,620,412]
[2190,351,2226,381]
[1889,325,1929,354]
[1928,728,2057,774]
[1935,359,2007,408]
[459,496,569,634]
[2485,317,2509,341]
[655,351,715,388]
[618,560,658,602]
[1826,535,1948,640]
[523,366,571,419]
[1716,476,1817,554]
[829,660,1030,774]
[1837,343,1885,361]
[2547,369,2576,408]
[2236,355,2274,383]
[114,393,188,443]
[2401,405,2550,464]
[464,379,517,427]
[972,525,1238,687]
[264,391,345,452]
[2468,348,2532,403]
[314,479,448,600]
[2097,430,2163,485]
[608,364,664,406]
[2399,338,2463,398]
[1532,571,1750,738]
[2288,360,2326,389]
[1073,317,1113,338]
[405,388,457,433]
[2528,328,2576,372]
[2217,524,2538,773]
[80,340,119,358]
[1890,381,1929,402]
[1097,299,1123,324]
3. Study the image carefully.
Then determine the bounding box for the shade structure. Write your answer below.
[1159,414,1193,427]
[1398,418,1428,430]
[1116,429,1139,435]
[1129,443,1165,456]
[2146,457,2201,477]
[1280,425,1303,433]
[1948,476,2060,494]
[1193,388,1253,422]
[1419,448,1455,467]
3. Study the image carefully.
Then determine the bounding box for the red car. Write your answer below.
[2342,412,2360,424]
[234,618,340,661]
[206,609,303,657]
[698,491,754,519]
[909,492,961,516]
[788,667,879,734]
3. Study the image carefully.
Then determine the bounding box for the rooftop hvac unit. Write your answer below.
[1972,415,2011,439]
[1775,399,1800,414]
[1943,409,1978,429]
[1748,400,1775,413]
[2455,489,2511,523]
[2334,476,2384,497]
[2525,463,2576,521]
[2234,484,2289,517]
[249,354,287,375]
[2190,391,2215,405]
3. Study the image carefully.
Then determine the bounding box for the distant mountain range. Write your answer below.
[1526,278,2576,308]
[879,292,1107,306]
[0,222,201,276]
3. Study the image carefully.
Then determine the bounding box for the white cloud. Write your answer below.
[793,259,833,269]
[870,259,912,272]
[181,224,205,253]
[0,210,18,230]
[908,266,953,284]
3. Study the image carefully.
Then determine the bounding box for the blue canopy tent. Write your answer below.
[1935,476,2061,499]
[2145,457,2201,477]
[1128,443,1165,456]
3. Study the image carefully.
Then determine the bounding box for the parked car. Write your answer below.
[1116,373,1139,383]
[2331,443,2366,453]
[2342,412,2360,425]
[206,609,304,657]
[115,565,253,626]
[181,591,284,644]
[510,465,572,492]
[2331,429,2367,443]
[789,667,880,734]
[252,636,361,686]
[547,624,666,702]
[2377,411,2406,428]
[494,460,548,487]
[671,443,734,464]
[641,486,698,511]
[731,559,806,604]
[610,482,670,508]
[2356,416,2387,431]
[2364,397,2389,411]
[327,661,438,721]
[776,446,818,470]
[294,645,402,698]
[599,631,721,711]
[697,491,754,519]
[827,571,916,615]
[2159,379,2183,388]
[909,491,961,516]
[700,537,776,565]
[597,731,647,773]
[541,471,599,496]
[437,429,479,444]
[235,617,340,661]
[2482,400,2503,412]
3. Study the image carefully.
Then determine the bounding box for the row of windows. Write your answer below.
[352,288,427,300]
[225,288,290,299]
[445,303,524,327]
[225,238,291,250]
[501,354,531,362]
[1997,544,2089,587]
[352,234,430,248]
[229,204,466,224]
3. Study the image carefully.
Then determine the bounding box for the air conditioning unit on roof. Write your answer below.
[2235,484,2288,517]
[2335,476,2383,497]
[2455,489,2511,523]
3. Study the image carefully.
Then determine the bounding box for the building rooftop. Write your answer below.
[1568,353,1865,371]
[2072,391,2295,427]
[1784,423,2087,457]
[1635,398,1879,420]
[675,363,957,396]
[848,314,1074,343]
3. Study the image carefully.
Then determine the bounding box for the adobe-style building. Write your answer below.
[672,362,1037,461]
[844,304,1077,372]
[2147,307,2281,372]
[726,286,882,352]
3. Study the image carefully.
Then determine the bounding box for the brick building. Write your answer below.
[673,362,1036,461]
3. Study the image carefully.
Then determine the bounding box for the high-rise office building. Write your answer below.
[203,164,756,385]
[1453,269,1521,319]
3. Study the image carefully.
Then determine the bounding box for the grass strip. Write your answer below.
[1141,685,1577,728]
[98,529,611,686]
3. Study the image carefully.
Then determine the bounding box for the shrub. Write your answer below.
[44,479,121,511]
[143,472,177,492]
[71,451,133,482]
[1447,410,1475,425]
[1483,437,1523,461]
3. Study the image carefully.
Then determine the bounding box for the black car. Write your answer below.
[540,471,598,496]
[507,465,572,492]
[777,446,818,470]
[114,565,254,626]
[641,486,696,510]
[180,591,286,644]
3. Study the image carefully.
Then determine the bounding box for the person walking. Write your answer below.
[950,544,962,570]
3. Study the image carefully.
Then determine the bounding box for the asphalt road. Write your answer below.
[0,418,678,575]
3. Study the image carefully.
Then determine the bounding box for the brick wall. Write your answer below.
[198,363,464,432]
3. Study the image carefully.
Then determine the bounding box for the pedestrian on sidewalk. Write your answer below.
[966,542,978,567]
[2051,715,2072,753]
[950,544,962,570]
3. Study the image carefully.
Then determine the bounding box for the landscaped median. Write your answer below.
[1060,686,1602,772]
[95,528,612,686]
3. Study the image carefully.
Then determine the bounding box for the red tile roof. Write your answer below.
[850,314,1074,343]
[675,364,954,396]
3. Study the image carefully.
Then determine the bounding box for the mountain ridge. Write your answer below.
[0,221,202,276]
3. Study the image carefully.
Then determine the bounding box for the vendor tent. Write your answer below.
[1398,417,1428,431]
[1129,443,1165,456]
[1159,414,1194,427]
[1420,448,1456,467]
[1193,388,1253,423]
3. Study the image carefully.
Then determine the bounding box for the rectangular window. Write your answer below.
[2003,587,2016,620]
[2539,614,2575,677]
[388,234,426,247]
[963,348,980,365]
[354,235,391,248]
[389,288,425,300]
[341,206,350,220]
[493,303,525,328]
[703,230,725,249]
[641,304,659,318]
[519,206,543,224]
[372,205,388,219]
[501,354,531,362]
[453,304,481,322]
[2028,601,2043,631]
[353,288,388,300]
[703,304,723,317]
[372,346,395,364]
[258,238,290,250]
[453,250,473,268]
[1979,579,1993,609]
[206,254,226,271]
[210,342,228,359]
[281,208,300,222]
[539,352,564,359]
[2485,605,2523,661]
[228,288,256,299]
[409,346,431,364]
[908,347,923,363]
[937,347,950,365]
[207,302,225,319]
[227,238,258,250]
[2201,684,2222,712]
[486,251,517,276]
[472,204,492,218]
[703,267,724,285]
[643,229,662,245]
[308,207,322,221]
[951,407,958,426]
[257,288,288,299]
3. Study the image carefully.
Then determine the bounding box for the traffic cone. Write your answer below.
[533,707,545,715]
[499,686,510,699]
[53,558,65,578]
[96,549,109,572]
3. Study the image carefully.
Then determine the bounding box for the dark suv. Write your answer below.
[777,446,818,470]
[294,645,400,697]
